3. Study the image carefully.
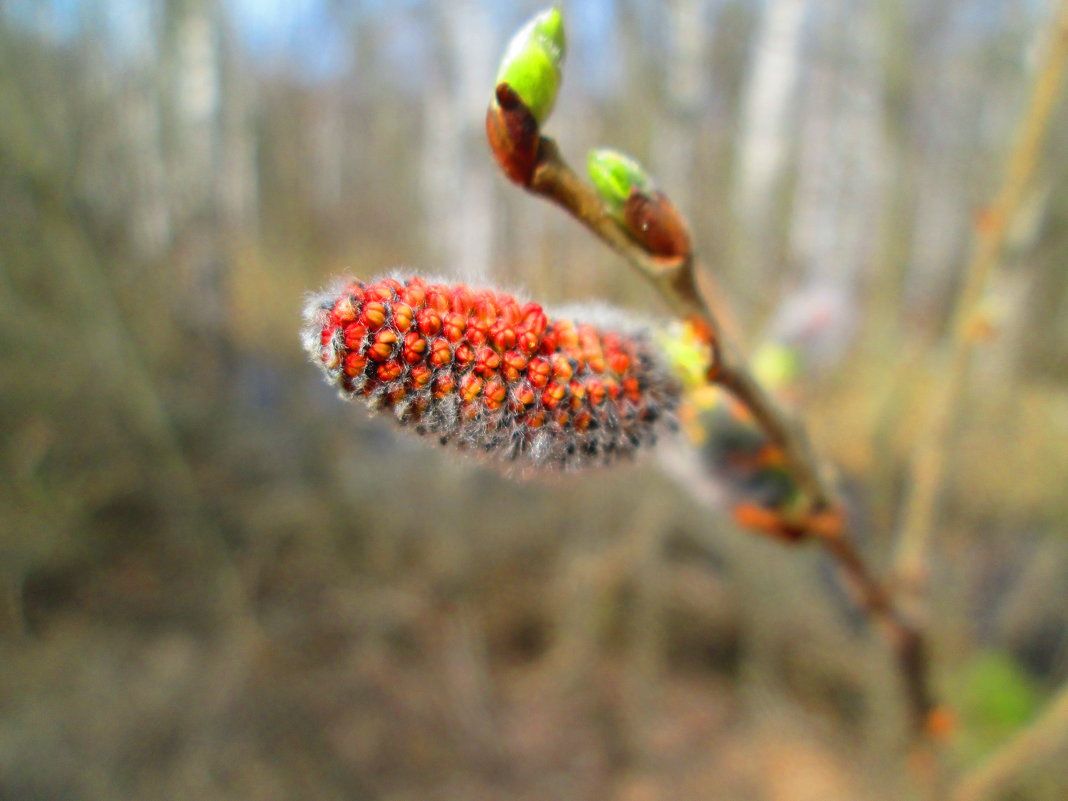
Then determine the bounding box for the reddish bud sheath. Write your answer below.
[622,189,692,259]
[486,83,541,186]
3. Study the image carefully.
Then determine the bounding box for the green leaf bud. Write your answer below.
[588,148,691,258]
[495,7,566,125]
[586,148,655,216]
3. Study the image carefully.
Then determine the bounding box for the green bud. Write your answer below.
[587,148,655,216]
[495,7,566,125]
[589,148,691,258]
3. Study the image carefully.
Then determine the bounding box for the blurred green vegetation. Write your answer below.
[955,651,1041,763]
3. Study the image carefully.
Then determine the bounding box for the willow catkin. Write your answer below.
[302,274,680,469]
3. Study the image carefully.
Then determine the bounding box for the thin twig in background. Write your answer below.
[893,0,1068,602]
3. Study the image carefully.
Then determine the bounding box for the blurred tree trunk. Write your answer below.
[788,0,887,293]
[160,0,227,333]
[421,0,496,281]
[650,0,714,220]
[901,1,971,335]
[733,0,808,313]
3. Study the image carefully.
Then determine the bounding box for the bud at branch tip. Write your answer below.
[495,6,566,126]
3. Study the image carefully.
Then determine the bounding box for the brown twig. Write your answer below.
[531,141,834,509]
[509,127,938,738]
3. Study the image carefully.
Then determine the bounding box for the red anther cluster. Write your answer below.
[303,275,680,468]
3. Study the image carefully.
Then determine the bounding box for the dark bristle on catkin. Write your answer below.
[302,275,680,469]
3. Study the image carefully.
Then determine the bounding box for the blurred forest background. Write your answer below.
[2,0,1068,799]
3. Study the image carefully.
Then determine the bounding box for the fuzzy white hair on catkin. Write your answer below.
[546,300,659,339]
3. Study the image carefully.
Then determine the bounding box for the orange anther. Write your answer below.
[343,352,367,376]
[527,357,551,388]
[550,353,573,382]
[428,338,452,368]
[392,302,413,332]
[443,311,466,342]
[417,308,442,336]
[343,323,368,350]
[369,283,394,302]
[410,362,433,387]
[483,376,507,408]
[454,343,476,365]
[362,301,387,330]
[460,373,483,402]
[376,360,403,382]
[608,350,631,374]
[402,332,426,364]
[491,322,517,351]
[465,318,489,346]
[433,373,457,397]
[475,346,501,377]
[333,295,358,323]
[517,330,540,355]
[367,329,398,362]
[541,381,567,409]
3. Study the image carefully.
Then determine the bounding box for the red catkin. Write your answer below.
[303,275,680,469]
